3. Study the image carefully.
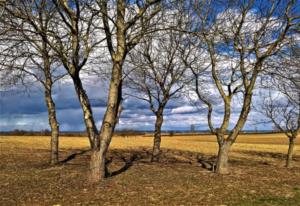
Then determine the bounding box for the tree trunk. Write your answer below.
[89,2,127,182]
[43,49,59,165]
[89,149,106,183]
[286,137,295,168]
[45,87,59,165]
[215,142,231,174]
[89,61,123,183]
[72,75,99,149]
[151,110,164,162]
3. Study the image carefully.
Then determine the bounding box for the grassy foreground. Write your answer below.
[0,134,300,205]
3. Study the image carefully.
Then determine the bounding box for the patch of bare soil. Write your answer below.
[1,145,300,205]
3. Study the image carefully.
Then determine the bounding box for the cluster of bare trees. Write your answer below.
[0,0,299,183]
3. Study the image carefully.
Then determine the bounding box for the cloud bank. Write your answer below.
[0,76,271,132]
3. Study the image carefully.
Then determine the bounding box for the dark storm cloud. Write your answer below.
[0,113,49,131]
[53,83,107,110]
[0,89,46,115]
[0,80,108,131]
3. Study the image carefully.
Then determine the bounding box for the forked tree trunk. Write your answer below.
[286,137,295,168]
[72,74,99,149]
[89,0,135,183]
[89,61,123,183]
[45,86,59,165]
[152,110,164,162]
[215,142,231,174]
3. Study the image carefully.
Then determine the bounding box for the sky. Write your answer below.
[1,0,293,132]
[0,75,271,132]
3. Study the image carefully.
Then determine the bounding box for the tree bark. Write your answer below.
[89,149,106,182]
[151,109,164,162]
[89,61,123,183]
[45,88,59,165]
[89,1,127,182]
[215,142,231,174]
[43,49,59,165]
[286,137,295,168]
[72,74,99,149]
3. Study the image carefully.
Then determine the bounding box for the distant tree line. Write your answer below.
[0,129,285,136]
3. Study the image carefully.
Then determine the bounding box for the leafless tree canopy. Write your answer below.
[259,40,300,167]
[126,30,190,161]
[183,0,300,173]
[0,0,300,181]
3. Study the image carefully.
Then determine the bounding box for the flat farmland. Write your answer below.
[0,134,300,205]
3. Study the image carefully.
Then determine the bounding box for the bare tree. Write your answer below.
[186,0,299,174]
[1,0,64,165]
[261,91,299,167]
[88,0,163,182]
[45,0,104,149]
[126,31,189,162]
[260,41,300,168]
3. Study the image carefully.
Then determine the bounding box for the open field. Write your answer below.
[1,134,300,205]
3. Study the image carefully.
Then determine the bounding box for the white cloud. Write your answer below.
[170,105,197,114]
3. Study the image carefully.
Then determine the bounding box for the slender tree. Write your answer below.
[260,41,300,168]
[126,31,189,162]
[45,0,105,149]
[1,0,64,165]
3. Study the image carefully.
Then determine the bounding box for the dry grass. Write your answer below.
[3,133,298,153]
[0,134,300,205]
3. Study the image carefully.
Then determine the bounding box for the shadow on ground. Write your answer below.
[44,147,300,178]
[60,149,91,164]
[58,148,226,176]
[1,143,300,206]
[238,150,300,161]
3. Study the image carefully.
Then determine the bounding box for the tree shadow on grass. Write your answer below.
[60,149,91,164]
[232,150,300,167]
[106,153,140,177]
[104,148,215,177]
[42,147,294,175]
[238,150,288,160]
[34,147,292,177]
